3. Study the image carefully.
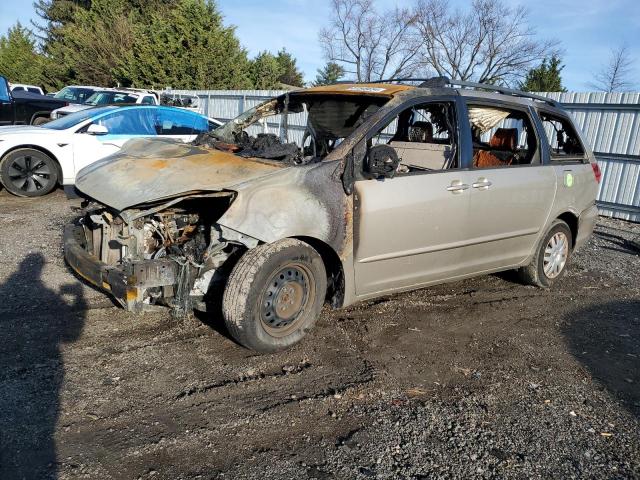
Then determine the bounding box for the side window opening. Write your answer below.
[468,105,537,168]
[95,109,156,135]
[539,112,584,159]
[154,110,208,135]
[369,102,458,174]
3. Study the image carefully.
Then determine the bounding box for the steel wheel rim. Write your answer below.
[7,154,52,193]
[260,263,315,338]
[543,232,569,279]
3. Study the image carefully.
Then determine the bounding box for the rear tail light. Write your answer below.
[591,162,602,183]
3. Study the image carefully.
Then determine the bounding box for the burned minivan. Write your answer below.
[65,79,599,353]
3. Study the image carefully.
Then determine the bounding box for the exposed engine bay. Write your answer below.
[77,194,248,316]
[193,93,389,165]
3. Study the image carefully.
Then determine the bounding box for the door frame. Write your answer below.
[351,94,477,296]
[459,97,544,170]
[348,94,469,181]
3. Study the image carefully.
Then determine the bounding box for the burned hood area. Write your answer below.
[74,138,284,211]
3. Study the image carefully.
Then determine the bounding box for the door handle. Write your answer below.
[472,178,492,190]
[446,181,470,193]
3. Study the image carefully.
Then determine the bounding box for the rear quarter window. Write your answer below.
[539,111,585,161]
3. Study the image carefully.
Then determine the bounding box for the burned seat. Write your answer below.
[473,128,517,168]
[390,121,452,171]
[408,121,434,143]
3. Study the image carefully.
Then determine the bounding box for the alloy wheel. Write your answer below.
[543,232,569,279]
[7,154,53,193]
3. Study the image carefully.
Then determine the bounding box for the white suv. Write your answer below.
[50,88,159,119]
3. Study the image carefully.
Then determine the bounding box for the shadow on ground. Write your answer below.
[562,299,640,419]
[0,253,86,479]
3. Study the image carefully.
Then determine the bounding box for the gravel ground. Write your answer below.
[0,189,638,480]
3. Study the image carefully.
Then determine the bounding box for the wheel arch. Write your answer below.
[291,235,345,309]
[29,111,53,125]
[0,144,63,185]
[556,211,579,248]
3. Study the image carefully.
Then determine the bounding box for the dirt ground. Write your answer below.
[0,189,638,480]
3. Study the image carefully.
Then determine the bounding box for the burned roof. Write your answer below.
[302,78,563,111]
[302,83,414,98]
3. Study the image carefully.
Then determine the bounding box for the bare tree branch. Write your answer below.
[319,0,421,82]
[413,0,558,85]
[588,44,636,92]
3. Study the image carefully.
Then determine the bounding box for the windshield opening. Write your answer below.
[42,106,116,130]
[197,93,389,165]
[85,91,138,106]
[54,87,95,104]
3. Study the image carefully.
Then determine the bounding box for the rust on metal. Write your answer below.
[303,83,414,97]
[75,138,285,211]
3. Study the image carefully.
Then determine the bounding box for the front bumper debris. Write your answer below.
[63,223,178,311]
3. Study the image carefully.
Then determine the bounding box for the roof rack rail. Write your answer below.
[448,79,559,107]
[367,76,559,107]
[368,77,447,87]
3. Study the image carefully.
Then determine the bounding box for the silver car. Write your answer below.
[64,78,600,353]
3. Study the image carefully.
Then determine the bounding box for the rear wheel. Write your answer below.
[0,149,59,197]
[222,239,327,353]
[518,220,572,287]
[32,116,49,126]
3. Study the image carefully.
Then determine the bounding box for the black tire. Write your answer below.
[518,220,573,288]
[222,238,327,353]
[0,148,59,197]
[32,116,49,126]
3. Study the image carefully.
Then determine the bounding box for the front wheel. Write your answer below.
[32,117,50,126]
[0,148,59,197]
[222,239,327,353]
[518,220,573,287]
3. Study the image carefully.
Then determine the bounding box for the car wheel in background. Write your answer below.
[222,239,327,353]
[0,148,59,197]
[32,117,50,126]
[518,219,573,288]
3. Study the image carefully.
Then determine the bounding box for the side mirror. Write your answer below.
[87,124,109,135]
[0,76,11,103]
[364,144,400,179]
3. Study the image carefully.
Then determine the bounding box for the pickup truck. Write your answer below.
[0,75,67,126]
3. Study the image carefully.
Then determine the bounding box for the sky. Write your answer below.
[1,0,639,91]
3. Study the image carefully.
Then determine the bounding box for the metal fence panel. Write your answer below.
[168,89,640,222]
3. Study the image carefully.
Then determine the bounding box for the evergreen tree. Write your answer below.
[275,48,304,87]
[250,51,283,89]
[519,55,566,92]
[313,62,345,86]
[116,0,252,89]
[33,0,92,88]
[42,0,135,88]
[0,23,45,85]
[32,0,252,89]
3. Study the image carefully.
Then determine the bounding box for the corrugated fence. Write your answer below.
[167,89,640,222]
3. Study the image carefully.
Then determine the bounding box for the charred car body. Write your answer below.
[65,79,599,353]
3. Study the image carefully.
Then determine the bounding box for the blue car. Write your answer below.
[0,105,221,197]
